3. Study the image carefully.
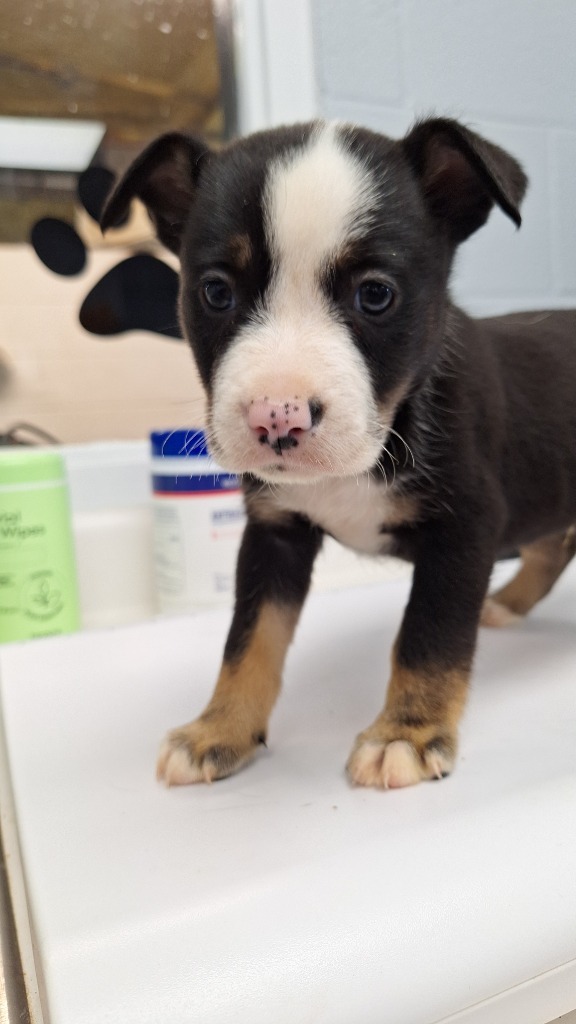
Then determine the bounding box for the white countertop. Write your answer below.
[1,566,575,1024]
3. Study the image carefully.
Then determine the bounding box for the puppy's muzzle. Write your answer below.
[246,396,324,455]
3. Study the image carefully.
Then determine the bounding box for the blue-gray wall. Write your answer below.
[311,0,576,316]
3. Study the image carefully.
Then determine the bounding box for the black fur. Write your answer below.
[223,513,323,664]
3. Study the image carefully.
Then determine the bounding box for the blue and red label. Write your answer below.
[152,473,240,496]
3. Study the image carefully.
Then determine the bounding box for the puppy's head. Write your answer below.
[102,118,526,484]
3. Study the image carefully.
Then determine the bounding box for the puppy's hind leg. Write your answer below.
[481,527,576,627]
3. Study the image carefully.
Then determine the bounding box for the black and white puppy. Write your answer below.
[103,118,576,790]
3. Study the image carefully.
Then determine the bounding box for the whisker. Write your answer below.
[388,427,416,469]
[382,447,397,485]
[373,455,389,488]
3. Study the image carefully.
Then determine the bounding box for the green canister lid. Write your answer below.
[0,449,66,487]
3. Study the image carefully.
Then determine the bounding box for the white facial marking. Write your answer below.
[210,123,390,483]
[265,121,379,301]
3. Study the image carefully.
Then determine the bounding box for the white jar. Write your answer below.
[150,430,245,612]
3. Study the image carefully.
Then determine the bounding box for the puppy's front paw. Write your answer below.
[346,725,455,790]
[157,717,262,786]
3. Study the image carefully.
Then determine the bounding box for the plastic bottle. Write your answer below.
[0,449,81,642]
[150,429,245,612]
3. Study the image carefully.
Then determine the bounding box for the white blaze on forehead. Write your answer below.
[263,122,379,290]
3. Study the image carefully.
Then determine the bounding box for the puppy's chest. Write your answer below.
[272,476,415,555]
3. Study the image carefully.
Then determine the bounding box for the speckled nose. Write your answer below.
[247,397,323,453]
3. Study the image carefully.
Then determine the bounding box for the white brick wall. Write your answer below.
[310,0,576,317]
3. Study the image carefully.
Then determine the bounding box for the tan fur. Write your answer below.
[157,603,299,785]
[228,232,253,270]
[347,646,469,788]
[481,527,576,625]
[243,485,296,526]
[480,598,523,628]
[379,492,421,530]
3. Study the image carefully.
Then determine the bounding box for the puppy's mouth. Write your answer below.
[208,419,386,485]
[250,424,327,480]
[214,446,342,483]
[256,455,324,482]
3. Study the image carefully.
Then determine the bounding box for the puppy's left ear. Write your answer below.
[402,118,528,243]
[100,132,210,254]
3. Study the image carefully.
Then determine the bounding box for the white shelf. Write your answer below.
[1,568,575,1023]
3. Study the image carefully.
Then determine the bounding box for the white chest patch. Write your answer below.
[273,474,409,555]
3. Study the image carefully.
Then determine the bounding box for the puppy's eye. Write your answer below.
[201,277,236,312]
[354,280,395,316]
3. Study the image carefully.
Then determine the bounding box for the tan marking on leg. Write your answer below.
[347,647,468,789]
[157,603,299,786]
[481,527,576,626]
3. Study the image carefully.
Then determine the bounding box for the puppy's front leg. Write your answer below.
[347,523,494,789]
[157,515,322,785]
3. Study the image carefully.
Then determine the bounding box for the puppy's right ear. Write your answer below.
[100,133,210,254]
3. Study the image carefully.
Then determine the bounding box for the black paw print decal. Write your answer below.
[30,165,183,341]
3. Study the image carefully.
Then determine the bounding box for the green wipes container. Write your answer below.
[0,450,81,642]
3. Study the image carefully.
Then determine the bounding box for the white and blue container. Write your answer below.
[150,430,245,612]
